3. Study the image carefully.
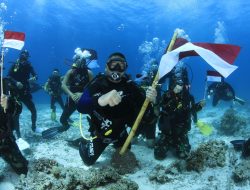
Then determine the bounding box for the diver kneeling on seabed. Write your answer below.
[75,52,157,165]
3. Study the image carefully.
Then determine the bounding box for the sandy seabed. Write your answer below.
[0,102,250,190]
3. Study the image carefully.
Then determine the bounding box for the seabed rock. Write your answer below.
[186,140,227,172]
[111,149,139,175]
[233,159,250,183]
[15,158,138,190]
[220,108,247,135]
[148,160,186,184]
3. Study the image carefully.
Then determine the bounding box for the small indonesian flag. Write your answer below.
[2,31,25,50]
[206,70,223,82]
[158,38,241,79]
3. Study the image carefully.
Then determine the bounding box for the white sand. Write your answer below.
[0,103,250,190]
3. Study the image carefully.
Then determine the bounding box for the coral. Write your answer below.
[148,161,186,184]
[84,166,121,188]
[16,158,138,190]
[32,157,58,174]
[232,160,250,183]
[220,108,247,135]
[104,179,139,190]
[111,149,139,175]
[186,140,227,172]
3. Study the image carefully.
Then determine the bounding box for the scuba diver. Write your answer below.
[44,69,64,121]
[134,59,160,148]
[154,65,205,159]
[42,49,94,139]
[207,80,245,106]
[76,52,157,166]
[8,49,41,133]
[0,76,28,175]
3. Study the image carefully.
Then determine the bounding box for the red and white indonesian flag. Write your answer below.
[2,31,25,50]
[159,38,241,79]
[206,70,223,82]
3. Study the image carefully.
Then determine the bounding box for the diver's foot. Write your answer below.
[154,145,168,160]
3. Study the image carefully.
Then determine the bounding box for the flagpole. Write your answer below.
[0,48,4,97]
[119,31,178,155]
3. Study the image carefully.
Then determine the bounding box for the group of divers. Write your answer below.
[0,48,249,176]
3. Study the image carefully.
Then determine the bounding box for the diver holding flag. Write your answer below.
[0,30,29,175]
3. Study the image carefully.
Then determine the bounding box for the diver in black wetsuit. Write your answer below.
[154,80,204,159]
[76,52,157,166]
[0,77,28,175]
[154,66,205,159]
[8,50,39,133]
[42,49,93,139]
[207,81,245,106]
[44,69,64,121]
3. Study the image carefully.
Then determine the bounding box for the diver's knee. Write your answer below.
[79,142,96,166]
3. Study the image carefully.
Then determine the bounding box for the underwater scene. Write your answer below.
[0,0,250,189]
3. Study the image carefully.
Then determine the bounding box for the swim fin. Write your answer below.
[234,96,245,105]
[196,120,213,136]
[230,140,245,151]
[42,127,61,139]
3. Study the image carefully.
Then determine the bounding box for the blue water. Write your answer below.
[1,0,250,103]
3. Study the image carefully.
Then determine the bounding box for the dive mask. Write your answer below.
[107,58,127,72]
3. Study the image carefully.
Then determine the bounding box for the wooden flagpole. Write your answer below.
[1,48,4,97]
[119,31,178,155]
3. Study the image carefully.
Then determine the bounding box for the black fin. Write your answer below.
[42,127,61,139]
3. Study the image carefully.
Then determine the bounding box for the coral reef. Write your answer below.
[186,140,227,172]
[33,157,59,173]
[148,161,186,184]
[15,158,138,190]
[149,141,228,184]
[232,159,250,183]
[111,149,139,175]
[104,179,139,190]
[219,108,247,135]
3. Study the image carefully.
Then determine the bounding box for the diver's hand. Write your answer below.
[16,82,23,89]
[71,92,82,103]
[1,94,8,110]
[98,90,122,107]
[146,86,157,104]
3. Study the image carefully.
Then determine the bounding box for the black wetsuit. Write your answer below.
[135,73,160,140]
[60,67,90,131]
[47,75,64,112]
[77,74,153,165]
[154,89,202,159]
[207,82,235,106]
[0,79,28,175]
[8,59,38,131]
